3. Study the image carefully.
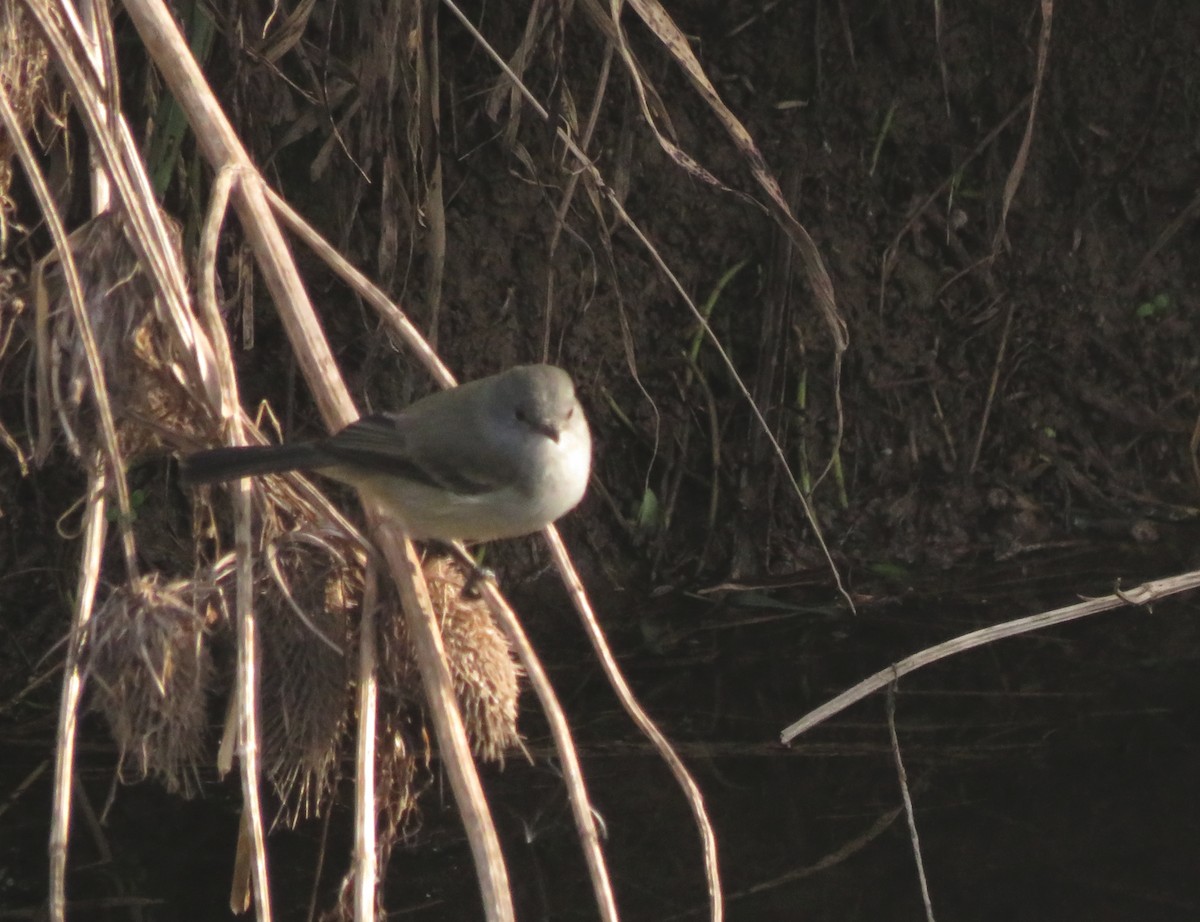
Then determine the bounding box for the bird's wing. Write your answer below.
[318,411,514,496]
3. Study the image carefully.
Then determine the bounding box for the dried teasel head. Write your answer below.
[33,210,208,463]
[85,572,218,798]
[380,554,522,764]
[257,527,361,825]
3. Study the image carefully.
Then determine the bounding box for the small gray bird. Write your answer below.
[180,364,592,541]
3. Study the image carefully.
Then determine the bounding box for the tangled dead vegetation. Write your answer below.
[6,3,717,919]
[8,0,1200,920]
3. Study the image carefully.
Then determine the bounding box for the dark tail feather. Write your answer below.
[179,442,324,486]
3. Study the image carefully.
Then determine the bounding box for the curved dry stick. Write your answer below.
[992,0,1054,255]
[544,529,724,922]
[618,0,847,353]
[472,567,620,922]
[781,568,1200,743]
[886,686,935,921]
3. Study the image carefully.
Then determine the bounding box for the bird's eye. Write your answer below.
[515,407,528,423]
[565,406,574,420]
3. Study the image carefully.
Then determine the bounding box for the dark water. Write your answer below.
[3,546,1199,921]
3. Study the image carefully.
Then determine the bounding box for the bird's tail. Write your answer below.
[179,442,324,486]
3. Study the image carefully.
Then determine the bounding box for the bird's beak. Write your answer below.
[533,420,561,442]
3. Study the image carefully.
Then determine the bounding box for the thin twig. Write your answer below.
[992,0,1053,254]
[544,528,723,922]
[782,568,1200,742]
[542,39,613,359]
[969,300,1013,474]
[0,761,49,822]
[473,567,620,922]
[71,774,145,922]
[887,684,936,922]
[74,0,112,211]
[441,0,851,619]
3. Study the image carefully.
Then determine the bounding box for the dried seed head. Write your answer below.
[258,528,360,824]
[380,555,521,763]
[86,573,217,797]
[37,211,206,462]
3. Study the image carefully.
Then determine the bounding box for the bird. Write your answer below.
[180,364,592,541]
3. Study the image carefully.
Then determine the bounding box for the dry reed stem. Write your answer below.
[200,160,272,920]
[232,470,271,918]
[887,685,936,922]
[618,0,847,351]
[47,466,106,922]
[992,0,1054,255]
[354,568,380,922]
[373,519,514,921]
[781,567,1200,743]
